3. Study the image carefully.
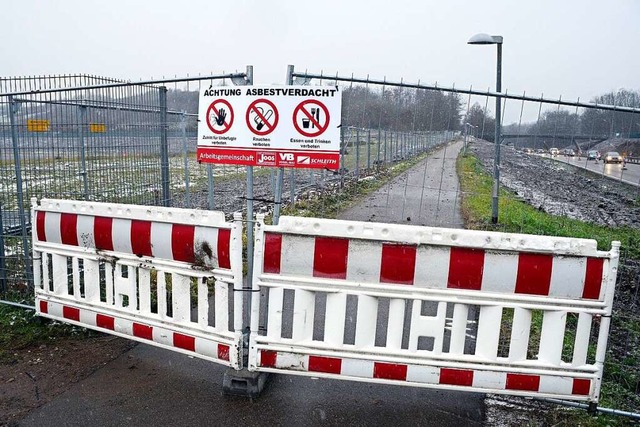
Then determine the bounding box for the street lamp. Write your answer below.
[468,33,503,224]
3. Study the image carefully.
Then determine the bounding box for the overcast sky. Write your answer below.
[2,0,639,114]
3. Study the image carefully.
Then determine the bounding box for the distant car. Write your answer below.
[603,151,623,164]
[549,148,559,156]
[523,148,534,154]
[587,150,599,160]
[562,148,575,157]
[536,148,545,154]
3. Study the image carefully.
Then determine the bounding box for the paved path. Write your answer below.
[20,140,484,426]
[339,140,464,228]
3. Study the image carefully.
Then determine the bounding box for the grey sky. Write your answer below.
[2,0,639,118]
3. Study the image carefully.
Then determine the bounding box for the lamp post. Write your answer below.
[469,33,503,224]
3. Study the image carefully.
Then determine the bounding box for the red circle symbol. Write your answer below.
[246,99,279,136]
[206,99,234,135]
[293,100,330,138]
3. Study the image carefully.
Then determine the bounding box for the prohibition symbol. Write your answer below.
[206,99,234,135]
[246,99,279,136]
[293,100,330,138]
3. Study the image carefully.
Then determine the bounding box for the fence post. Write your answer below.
[181,112,191,208]
[367,129,371,170]
[159,86,171,207]
[377,128,381,167]
[207,165,215,210]
[245,64,255,301]
[78,106,89,200]
[273,65,294,225]
[8,96,33,289]
[0,205,5,295]
[355,128,360,179]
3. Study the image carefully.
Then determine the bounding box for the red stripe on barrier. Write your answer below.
[572,378,591,395]
[39,300,48,314]
[309,356,342,374]
[439,368,474,386]
[131,220,152,257]
[94,216,114,251]
[171,224,195,263]
[36,211,46,242]
[263,233,282,274]
[173,332,196,352]
[447,247,484,290]
[217,229,231,269]
[373,362,408,381]
[313,237,349,279]
[60,213,78,246]
[96,314,115,330]
[260,350,277,368]
[62,306,80,322]
[380,243,416,285]
[133,323,153,340]
[218,344,230,361]
[505,373,540,391]
[583,258,604,300]
[515,253,553,296]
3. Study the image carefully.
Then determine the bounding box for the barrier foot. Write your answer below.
[222,369,270,399]
[588,402,598,416]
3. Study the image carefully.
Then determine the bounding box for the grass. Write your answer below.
[457,152,640,425]
[0,304,95,363]
[457,154,640,258]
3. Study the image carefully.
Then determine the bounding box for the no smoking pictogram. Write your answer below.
[246,99,279,136]
[293,100,330,138]
[206,99,234,135]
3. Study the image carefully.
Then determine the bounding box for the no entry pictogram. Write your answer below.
[246,99,279,136]
[293,100,330,138]
[206,99,234,134]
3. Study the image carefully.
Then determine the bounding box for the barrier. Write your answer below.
[31,198,244,369]
[249,215,619,403]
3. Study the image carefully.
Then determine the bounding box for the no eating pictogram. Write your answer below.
[246,99,279,136]
[206,99,234,134]
[293,100,330,138]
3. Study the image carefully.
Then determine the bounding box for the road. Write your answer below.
[19,140,485,426]
[534,153,640,187]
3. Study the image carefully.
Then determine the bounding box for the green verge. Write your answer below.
[458,152,640,426]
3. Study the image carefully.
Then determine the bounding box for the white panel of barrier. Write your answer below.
[32,198,244,369]
[249,215,620,403]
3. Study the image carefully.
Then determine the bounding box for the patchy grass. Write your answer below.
[457,152,640,425]
[0,304,96,363]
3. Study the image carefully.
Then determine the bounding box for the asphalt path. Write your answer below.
[536,153,640,187]
[19,140,484,426]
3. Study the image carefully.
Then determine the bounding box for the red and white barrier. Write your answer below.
[32,198,244,369]
[249,215,619,403]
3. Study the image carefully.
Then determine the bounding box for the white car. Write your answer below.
[603,151,623,164]
[549,148,559,156]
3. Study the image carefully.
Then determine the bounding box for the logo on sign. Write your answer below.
[279,153,294,161]
[296,155,311,165]
[257,152,276,166]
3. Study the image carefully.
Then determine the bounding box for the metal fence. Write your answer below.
[1,64,639,418]
[290,66,640,418]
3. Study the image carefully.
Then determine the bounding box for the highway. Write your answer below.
[534,153,640,187]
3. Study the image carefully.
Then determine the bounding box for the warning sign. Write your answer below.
[197,85,342,169]
[246,99,278,136]
[293,100,330,138]
[206,99,234,134]
[27,120,50,132]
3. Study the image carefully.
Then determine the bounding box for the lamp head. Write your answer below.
[468,33,503,45]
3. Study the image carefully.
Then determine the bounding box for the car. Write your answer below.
[562,148,575,157]
[536,148,546,154]
[587,150,599,160]
[603,151,623,164]
[549,148,559,156]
